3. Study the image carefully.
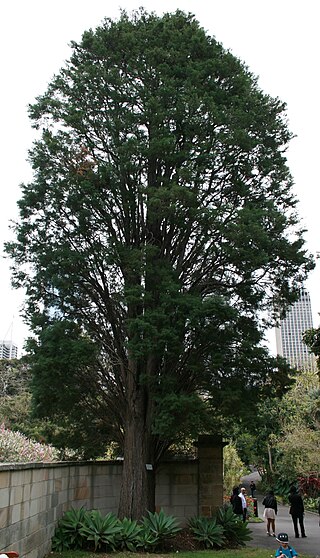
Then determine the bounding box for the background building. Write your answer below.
[0,340,18,359]
[275,289,316,371]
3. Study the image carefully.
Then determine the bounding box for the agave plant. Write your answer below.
[79,510,122,551]
[188,516,225,548]
[136,526,159,552]
[215,505,252,546]
[51,525,71,552]
[53,506,88,550]
[117,517,143,551]
[140,509,181,550]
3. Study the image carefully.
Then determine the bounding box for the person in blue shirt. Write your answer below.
[275,532,298,557]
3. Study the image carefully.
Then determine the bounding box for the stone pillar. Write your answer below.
[196,435,226,517]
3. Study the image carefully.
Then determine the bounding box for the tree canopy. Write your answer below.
[6,9,313,518]
[304,328,320,376]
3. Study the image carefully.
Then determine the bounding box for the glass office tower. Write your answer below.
[275,289,317,371]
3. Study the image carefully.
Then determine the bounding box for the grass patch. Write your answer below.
[49,548,314,558]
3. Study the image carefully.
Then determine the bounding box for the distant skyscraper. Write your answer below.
[275,289,316,372]
[0,340,18,359]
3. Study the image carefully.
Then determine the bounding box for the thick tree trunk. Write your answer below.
[118,414,156,519]
[117,356,156,519]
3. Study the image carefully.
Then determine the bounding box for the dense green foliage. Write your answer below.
[48,551,314,558]
[223,443,249,495]
[52,508,180,552]
[188,517,225,548]
[304,328,320,364]
[0,358,59,446]
[232,369,320,493]
[0,358,30,397]
[0,358,32,432]
[215,506,252,547]
[140,509,181,550]
[53,507,251,552]
[275,370,320,479]
[53,507,88,551]
[79,511,122,552]
[6,9,313,517]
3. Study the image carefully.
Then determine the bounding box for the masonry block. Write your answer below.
[0,471,10,488]
[0,489,10,507]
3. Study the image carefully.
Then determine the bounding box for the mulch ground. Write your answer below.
[160,529,202,552]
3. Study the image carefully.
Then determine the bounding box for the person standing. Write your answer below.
[239,487,248,522]
[250,480,256,497]
[262,489,278,536]
[288,486,306,538]
[230,486,243,518]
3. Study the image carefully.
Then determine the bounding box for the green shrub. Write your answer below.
[273,476,295,499]
[52,507,88,551]
[140,509,181,550]
[79,510,121,551]
[117,517,143,551]
[304,496,319,512]
[52,507,181,553]
[215,506,252,547]
[51,526,72,552]
[223,443,249,495]
[135,527,159,552]
[188,516,225,548]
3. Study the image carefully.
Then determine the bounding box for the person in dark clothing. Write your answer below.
[262,489,278,536]
[250,480,256,497]
[230,486,243,518]
[288,486,306,538]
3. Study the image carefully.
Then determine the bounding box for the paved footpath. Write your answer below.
[241,473,320,557]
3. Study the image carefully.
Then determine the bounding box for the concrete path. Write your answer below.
[241,472,320,557]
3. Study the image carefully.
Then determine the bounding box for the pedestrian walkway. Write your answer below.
[241,472,320,557]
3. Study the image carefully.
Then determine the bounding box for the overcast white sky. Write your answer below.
[1,0,319,356]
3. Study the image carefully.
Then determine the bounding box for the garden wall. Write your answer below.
[0,436,224,558]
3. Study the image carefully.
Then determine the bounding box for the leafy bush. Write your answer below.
[0,423,59,462]
[116,517,143,551]
[135,527,159,552]
[79,510,121,551]
[52,507,88,551]
[216,505,252,546]
[52,508,181,553]
[52,504,254,553]
[140,509,181,550]
[51,526,72,552]
[246,496,255,518]
[303,496,319,512]
[298,474,320,498]
[223,443,249,495]
[188,516,225,548]
[273,476,295,500]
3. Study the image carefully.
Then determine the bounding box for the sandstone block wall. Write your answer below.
[0,460,199,558]
[0,437,223,558]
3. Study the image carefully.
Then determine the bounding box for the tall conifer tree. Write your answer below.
[6,10,313,517]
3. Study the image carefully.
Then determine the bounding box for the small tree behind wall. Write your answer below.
[0,424,59,462]
[223,443,249,496]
